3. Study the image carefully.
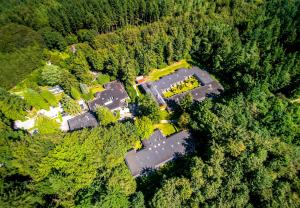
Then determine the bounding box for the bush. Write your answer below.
[70,87,81,100]
[96,106,117,126]
[97,73,110,85]
[61,95,81,115]
[81,91,94,101]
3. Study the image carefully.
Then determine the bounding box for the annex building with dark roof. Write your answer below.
[140,67,223,108]
[67,112,98,131]
[125,129,194,177]
[88,81,130,115]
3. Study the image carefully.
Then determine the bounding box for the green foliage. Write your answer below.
[131,192,146,208]
[10,123,137,207]
[163,76,199,98]
[60,95,81,115]
[40,28,67,51]
[154,123,177,136]
[79,83,89,94]
[0,88,29,120]
[179,93,193,112]
[40,64,63,86]
[125,84,138,100]
[40,90,58,106]
[69,52,93,84]
[96,106,117,126]
[151,178,192,208]
[66,34,78,45]
[97,73,110,85]
[1,0,300,207]
[70,87,81,100]
[78,29,97,43]
[35,115,60,134]
[178,112,190,129]
[134,117,154,140]
[96,191,130,208]
[0,24,44,89]
[136,95,160,123]
[23,89,49,110]
[81,91,94,101]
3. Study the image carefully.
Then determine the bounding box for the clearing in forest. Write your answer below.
[146,60,190,81]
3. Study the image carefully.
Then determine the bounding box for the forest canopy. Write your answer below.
[0,0,299,207]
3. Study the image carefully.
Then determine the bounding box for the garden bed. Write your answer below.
[163,76,200,98]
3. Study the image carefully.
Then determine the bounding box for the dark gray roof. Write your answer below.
[88,81,129,111]
[141,67,223,106]
[68,112,98,131]
[152,67,214,92]
[166,81,223,103]
[125,130,193,177]
[140,83,166,106]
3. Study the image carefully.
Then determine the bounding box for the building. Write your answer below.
[136,76,146,84]
[140,67,223,108]
[67,112,98,131]
[125,129,194,177]
[88,81,130,116]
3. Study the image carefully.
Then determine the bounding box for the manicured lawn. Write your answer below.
[146,60,190,81]
[154,123,177,136]
[89,84,104,94]
[163,76,200,98]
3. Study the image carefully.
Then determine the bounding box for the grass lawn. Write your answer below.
[89,84,104,94]
[154,123,177,136]
[160,110,171,120]
[163,76,200,98]
[146,60,190,81]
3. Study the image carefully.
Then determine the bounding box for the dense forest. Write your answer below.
[0,0,299,207]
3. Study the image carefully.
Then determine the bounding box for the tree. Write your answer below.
[97,73,110,85]
[179,93,193,112]
[96,191,129,208]
[0,88,29,120]
[151,178,192,208]
[40,64,63,86]
[178,112,190,129]
[131,192,146,208]
[60,95,81,115]
[35,115,60,134]
[134,117,154,139]
[136,95,160,123]
[41,28,67,51]
[96,106,117,126]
